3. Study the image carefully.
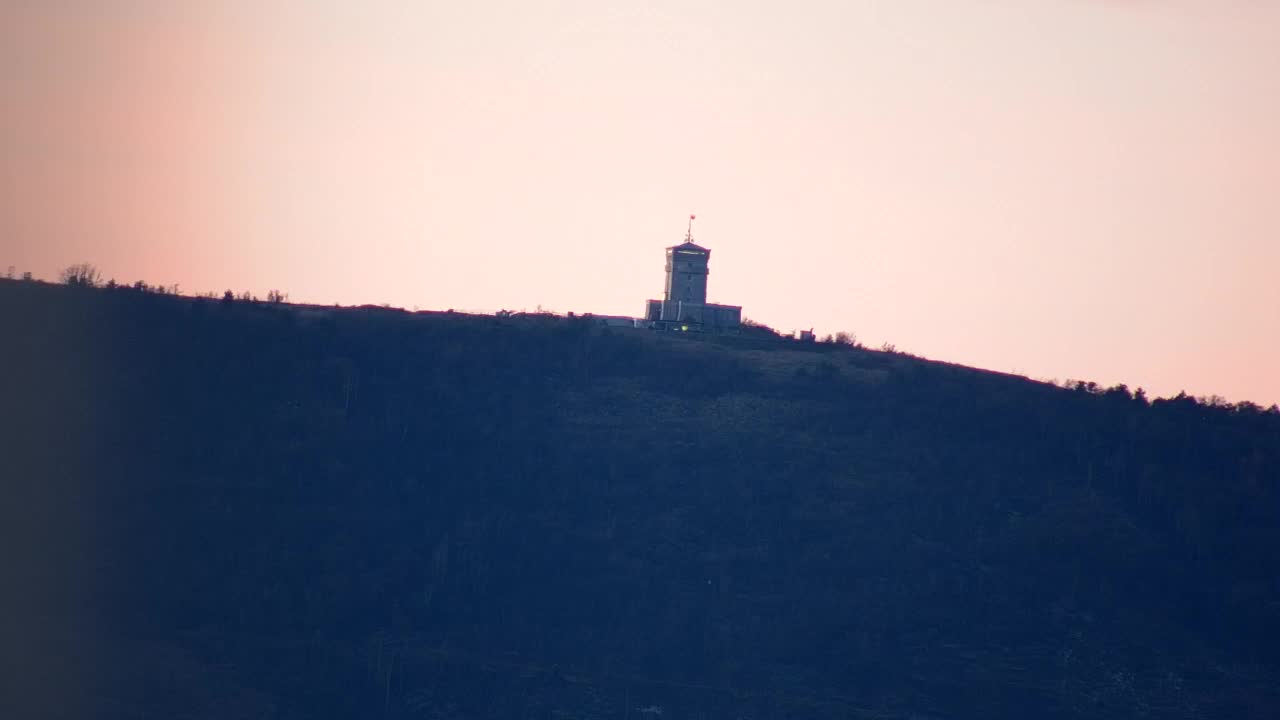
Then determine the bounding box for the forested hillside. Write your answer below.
[3,278,1279,719]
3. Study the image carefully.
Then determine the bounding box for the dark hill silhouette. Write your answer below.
[2,277,1278,719]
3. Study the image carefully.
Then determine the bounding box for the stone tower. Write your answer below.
[645,215,742,332]
[663,227,710,304]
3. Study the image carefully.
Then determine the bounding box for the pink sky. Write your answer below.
[2,1,1278,405]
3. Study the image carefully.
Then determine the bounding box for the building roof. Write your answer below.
[666,240,710,253]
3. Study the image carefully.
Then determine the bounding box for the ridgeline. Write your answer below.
[3,277,1279,719]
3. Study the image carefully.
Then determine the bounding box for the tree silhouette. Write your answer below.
[59,263,100,287]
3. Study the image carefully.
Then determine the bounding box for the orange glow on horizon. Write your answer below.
[2,1,1277,405]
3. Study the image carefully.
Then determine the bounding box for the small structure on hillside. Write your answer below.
[644,215,742,332]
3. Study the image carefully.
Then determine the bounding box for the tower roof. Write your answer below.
[667,240,709,252]
[668,213,709,252]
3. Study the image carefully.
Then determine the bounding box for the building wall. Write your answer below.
[645,300,741,331]
[707,303,741,329]
[664,246,709,304]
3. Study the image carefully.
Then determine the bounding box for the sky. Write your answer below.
[2,1,1277,405]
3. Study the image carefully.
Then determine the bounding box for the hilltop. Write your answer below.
[3,277,1279,719]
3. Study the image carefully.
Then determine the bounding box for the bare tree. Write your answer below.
[60,263,101,287]
[266,289,287,303]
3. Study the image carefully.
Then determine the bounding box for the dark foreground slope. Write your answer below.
[2,279,1279,720]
